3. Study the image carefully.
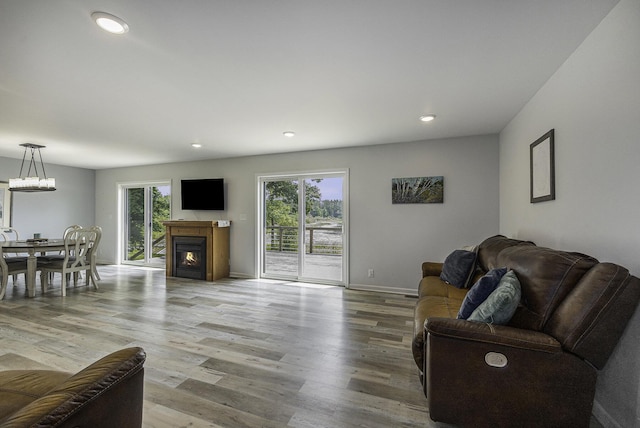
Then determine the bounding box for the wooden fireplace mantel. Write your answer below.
[163,220,230,281]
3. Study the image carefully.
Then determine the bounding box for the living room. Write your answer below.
[1,0,639,426]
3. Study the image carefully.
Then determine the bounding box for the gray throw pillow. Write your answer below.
[468,270,521,324]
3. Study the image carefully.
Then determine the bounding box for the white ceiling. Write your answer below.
[0,0,619,170]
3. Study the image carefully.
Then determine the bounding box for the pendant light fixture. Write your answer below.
[8,143,56,192]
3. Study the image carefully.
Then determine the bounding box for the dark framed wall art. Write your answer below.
[392,176,444,204]
[530,129,555,203]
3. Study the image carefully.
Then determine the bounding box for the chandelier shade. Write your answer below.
[8,143,56,192]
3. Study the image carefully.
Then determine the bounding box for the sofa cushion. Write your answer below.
[497,245,598,331]
[468,269,521,324]
[477,235,535,272]
[419,276,469,300]
[440,249,477,289]
[545,263,640,369]
[457,267,507,319]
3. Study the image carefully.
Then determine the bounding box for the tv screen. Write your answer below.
[181,178,225,210]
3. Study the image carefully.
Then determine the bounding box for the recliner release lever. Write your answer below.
[485,352,508,368]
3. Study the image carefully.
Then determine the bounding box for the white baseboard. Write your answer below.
[592,399,622,428]
[348,283,418,296]
[228,272,255,279]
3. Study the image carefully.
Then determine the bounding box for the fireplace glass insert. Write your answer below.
[173,236,207,280]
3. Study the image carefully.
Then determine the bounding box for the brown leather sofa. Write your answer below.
[0,347,146,428]
[413,235,640,427]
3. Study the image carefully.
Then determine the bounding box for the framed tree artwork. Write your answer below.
[530,129,555,203]
[392,176,444,204]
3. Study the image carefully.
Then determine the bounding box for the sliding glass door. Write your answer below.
[121,182,171,267]
[259,171,348,285]
[302,177,344,282]
[263,178,300,277]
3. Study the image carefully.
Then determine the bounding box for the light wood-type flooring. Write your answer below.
[0,266,604,427]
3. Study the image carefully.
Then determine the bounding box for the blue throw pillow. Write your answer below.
[457,267,508,319]
[468,270,521,324]
[440,249,477,289]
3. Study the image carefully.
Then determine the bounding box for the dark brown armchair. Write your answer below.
[0,347,146,428]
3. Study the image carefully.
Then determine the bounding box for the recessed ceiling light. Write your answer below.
[92,12,129,35]
[419,115,436,122]
[191,143,202,148]
[283,131,296,138]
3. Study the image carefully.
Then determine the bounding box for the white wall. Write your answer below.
[0,157,95,238]
[499,0,640,426]
[96,135,499,294]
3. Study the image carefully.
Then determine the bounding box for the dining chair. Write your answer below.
[39,228,99,296]
[37,225,82,285]
[0,246,28,300]
[1,228,20,241]
[86,225,102,282]
[65,225,101,285]
[36,225,82,262]
[0,229,27,285]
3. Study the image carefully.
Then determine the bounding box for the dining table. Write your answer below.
[2,239,66,297]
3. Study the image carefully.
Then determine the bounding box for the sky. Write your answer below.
[312,177,343,201]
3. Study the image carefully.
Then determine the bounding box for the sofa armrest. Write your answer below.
[424,318,596,427]
[425,317,561,353]
[422,262,443,278]
[0,347,146,428]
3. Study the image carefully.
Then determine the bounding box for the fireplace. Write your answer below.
[164,220,231,281]
[173,236,207,280]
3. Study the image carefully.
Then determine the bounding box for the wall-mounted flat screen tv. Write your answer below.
[181,178,225,210]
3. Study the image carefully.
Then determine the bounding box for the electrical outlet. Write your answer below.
[368,269,374,278]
